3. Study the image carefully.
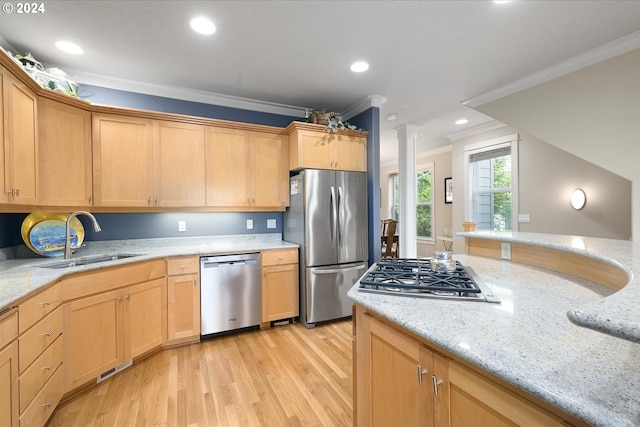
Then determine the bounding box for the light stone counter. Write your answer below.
[347,231,640,427]
[0,233,297,311]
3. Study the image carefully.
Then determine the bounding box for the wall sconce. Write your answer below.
[570,188,586,210]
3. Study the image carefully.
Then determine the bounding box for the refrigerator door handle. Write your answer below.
[337,186,344,247]
[312,264,365,275]
[330,185,337,248]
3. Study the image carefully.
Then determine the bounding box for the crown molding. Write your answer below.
[341,95,387,120]
[68,69,308,117]
[447,120,505,141]
[463,30,640,108]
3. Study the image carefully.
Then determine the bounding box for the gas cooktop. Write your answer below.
[358,258,500,303]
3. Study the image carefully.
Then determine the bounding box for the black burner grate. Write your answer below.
[359,258,482,296]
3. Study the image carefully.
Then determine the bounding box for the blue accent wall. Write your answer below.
[348,107,381,265]
[79,85,299,127]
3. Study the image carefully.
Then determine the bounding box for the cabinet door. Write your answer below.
[167,273,200,340]
[63,289,122,390]
[4,73,38,204]
[356,310,433,427]
[332,134,367,172]
[261,264,298,322]
[292,130,332,170]
[0,68,5,204]
[436,360,564,427]
[0,341,18,427]
[205,126,251,207]
[124,278,166,359]
[154,121,205,207]
[38,98,92,206]
[251,132,289,208]
[92,113,154,207]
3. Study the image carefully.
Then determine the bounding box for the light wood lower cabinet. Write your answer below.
[354,305,567,427]
[0,309,19,427]
[63,276,166,390]
[166,256,200,343]
[261,249,299,324]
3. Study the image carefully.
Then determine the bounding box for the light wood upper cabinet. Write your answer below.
[287,122,367,172]
[92,113,154,207]
[205,126,289,209]
[2,68,39,204]
[252,132,289,208]
[38,98,92,206]
[205,126,251,207]
[153,121,206,207]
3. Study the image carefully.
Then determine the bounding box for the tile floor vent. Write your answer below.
[97,359,133,383]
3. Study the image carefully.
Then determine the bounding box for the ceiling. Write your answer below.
[2,1,640,164]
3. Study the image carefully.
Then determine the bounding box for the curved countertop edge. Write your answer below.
[458,230,640,344]
[0,233,298,311]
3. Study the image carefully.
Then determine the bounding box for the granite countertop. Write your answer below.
[0,233,297,311]
[348,231,640,427]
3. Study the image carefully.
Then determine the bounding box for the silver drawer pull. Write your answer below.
[39,301,54,306]
[40,331,54,337]
[41,364,54,371]
[40,400,55,408]
[180,265,187,269]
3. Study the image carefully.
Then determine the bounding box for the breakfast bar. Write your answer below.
[348,231,640,427]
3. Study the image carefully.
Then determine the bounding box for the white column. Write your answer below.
[395,124,421,258]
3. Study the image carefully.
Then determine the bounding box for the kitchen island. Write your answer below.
[348,232,640,427]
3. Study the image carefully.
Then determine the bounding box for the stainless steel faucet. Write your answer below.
[65,211,102,259]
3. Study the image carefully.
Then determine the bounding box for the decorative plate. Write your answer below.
[21,213,85,257]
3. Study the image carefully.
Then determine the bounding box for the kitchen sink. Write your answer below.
[38,254,143,269]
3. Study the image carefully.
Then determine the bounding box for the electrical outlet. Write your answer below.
[267,219,277,229]
[518,214,531,223]
[501,242,511,260]
[178,220,186,232]
[246,219,254,230]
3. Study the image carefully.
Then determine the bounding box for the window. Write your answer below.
[389,165,433,239]
[465,136,518,232]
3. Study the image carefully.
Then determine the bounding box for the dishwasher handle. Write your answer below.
[202,259,259,268]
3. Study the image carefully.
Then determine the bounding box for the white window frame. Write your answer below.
[388,162,435,241]
[463,134,519,232]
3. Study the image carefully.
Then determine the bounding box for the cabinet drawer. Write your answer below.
[167,256,199,275]
[19,363,63,427]
[19,308,62,373]
[0,308,18,350]
[19,336,63,413]
[19,284,61,334]
[262,249,298,266]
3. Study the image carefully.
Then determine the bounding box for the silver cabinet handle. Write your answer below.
[39,301,54,306]
[417,365,428,384]
[40,331,54,337]
[41,364,54,371]
[40,400,55,408]
[432,375,444,396]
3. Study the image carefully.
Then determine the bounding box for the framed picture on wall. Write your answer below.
[444,177,453,204]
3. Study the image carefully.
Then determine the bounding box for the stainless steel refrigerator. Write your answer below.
[284,169,368,328]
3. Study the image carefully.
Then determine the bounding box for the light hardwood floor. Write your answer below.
[48,320,353,427]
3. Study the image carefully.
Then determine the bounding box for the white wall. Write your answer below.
[474,48,640,239]
[451,125,632,252]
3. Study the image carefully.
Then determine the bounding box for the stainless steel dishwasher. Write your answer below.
[200,253,261,336]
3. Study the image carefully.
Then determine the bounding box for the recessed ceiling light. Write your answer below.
[386,113,397,121]
[190,16,216,35]
[455,118,469,125]
[350,61,369,73]
[55,41,83,55]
